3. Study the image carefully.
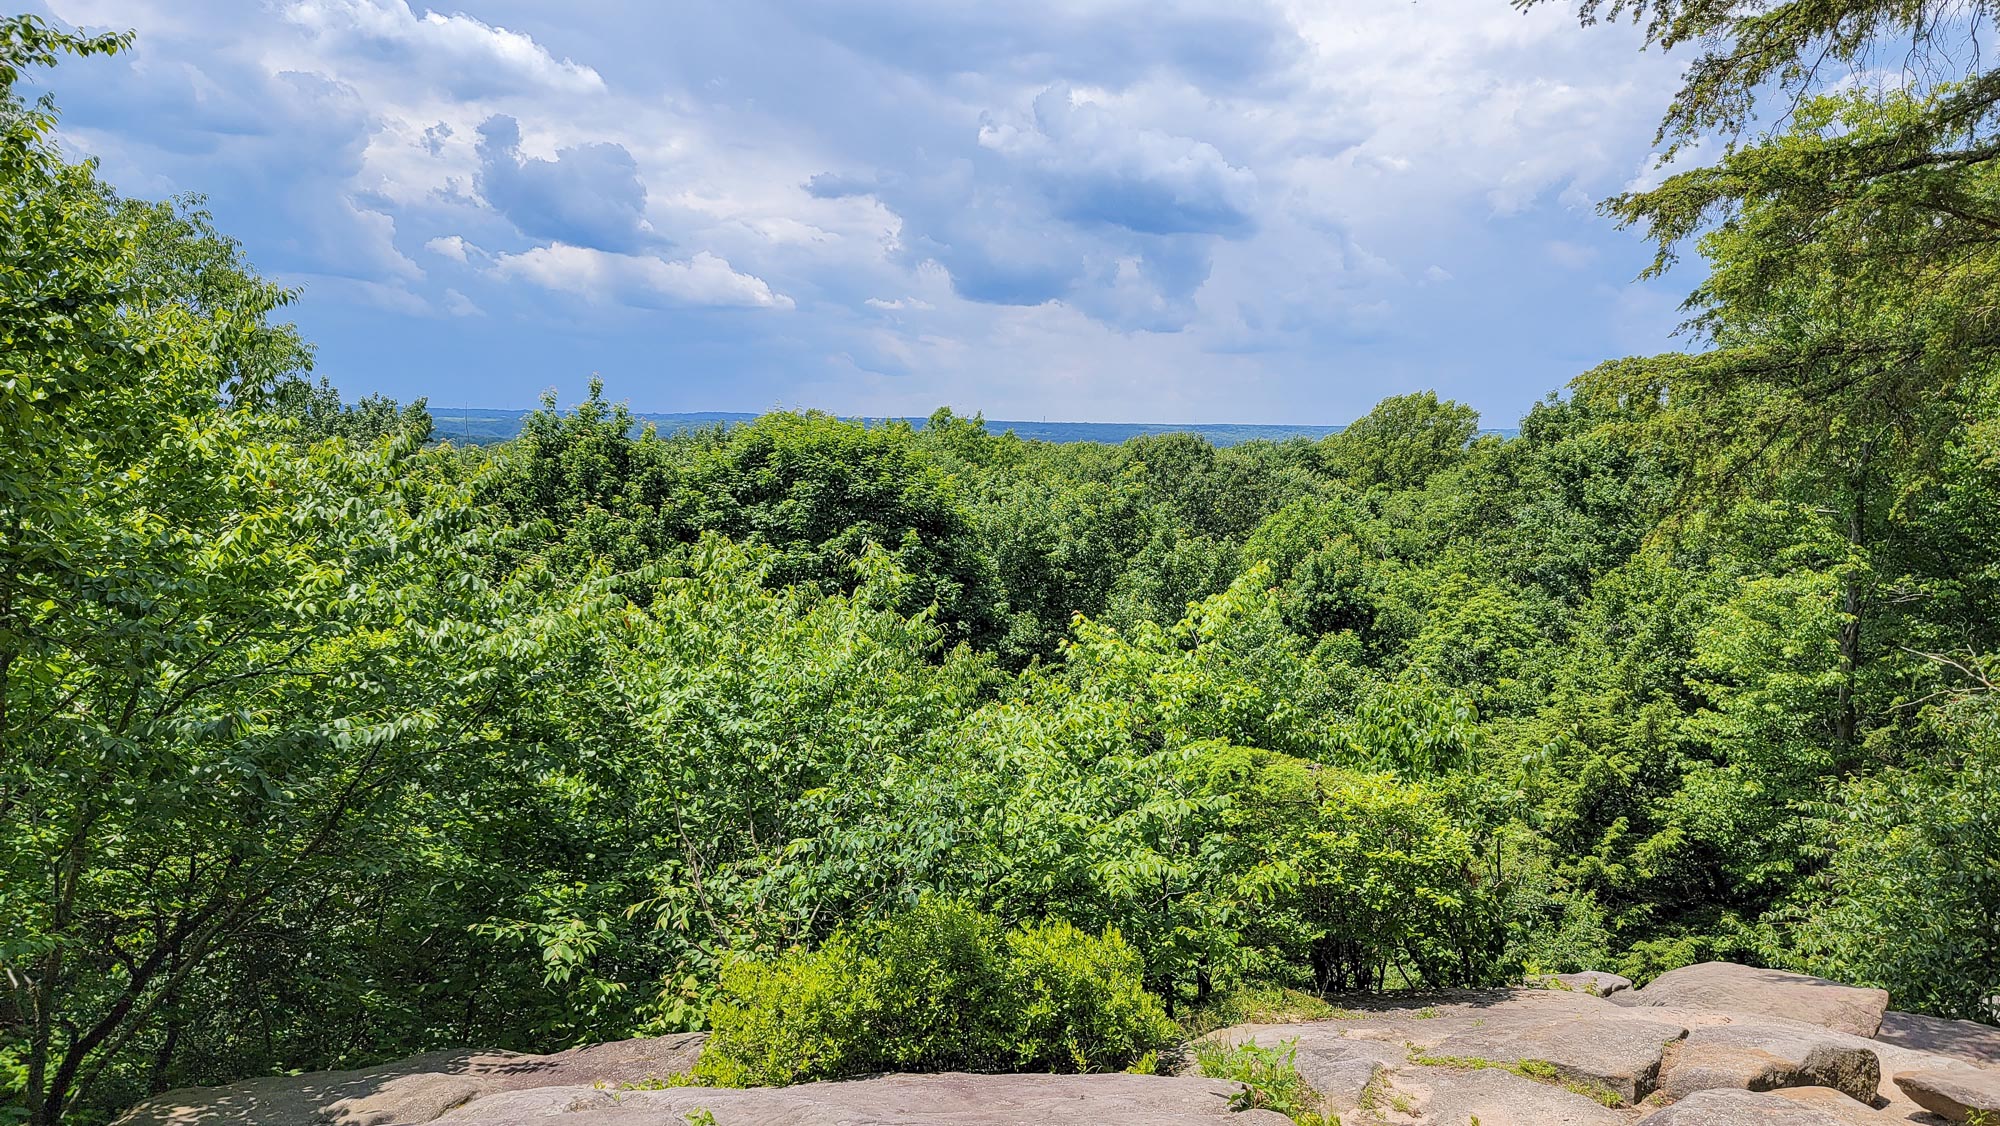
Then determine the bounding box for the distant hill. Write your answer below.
[426,408,1514,447]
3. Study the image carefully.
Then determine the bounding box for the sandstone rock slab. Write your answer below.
[1891,1067,2000,1123]
[1432,1014,1688,1103]
[1877,1012,2000,1069]
[433,1073,1291,1126]
[1290,1045,1385,1113]
[1396,1064,1629,1126]
[1244,986,1617,1055]
[1538,971,1637,998]
[1767,1086,1907,1125]
[1643,1088,1897,1125]
[118,1050,520,1126]
[117,1035,708,1126]
[1661,1024,1881,1104]
[1683,1012,1990,1120]
[1632,964,1889,1039]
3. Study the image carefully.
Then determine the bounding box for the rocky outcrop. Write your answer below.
[1659,1024,1881,1104]
[120,1053,1280,1126]
[1540,970,1638,998]
[1643,1088,1902,1125]
[1287,1040,1392,1115]
[434,1073,1290,1126]
[118,1036,709,1126]
[1768,1086,1910,1125]
[1403,1064,1631,1125]
[1892,1067,2000,1123]
[1431,1013,1688,1102]
[1878,1011,2000,1068]
[1627,963,1891,1039]
[115,962,1999,1126]
[1215,967,1996,1126]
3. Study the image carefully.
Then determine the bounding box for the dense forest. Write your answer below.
[7,4,2000,1123]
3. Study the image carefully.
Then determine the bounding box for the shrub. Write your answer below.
[1779,725,2000,1021]
[1194,1039,1331,1124]
[693,901,1175,1086]
[688,935,875,1088]
[1004,917,1178,1071]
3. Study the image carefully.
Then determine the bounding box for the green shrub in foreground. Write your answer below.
[1194,1038,1331,1125]
[693,902,1177,1086]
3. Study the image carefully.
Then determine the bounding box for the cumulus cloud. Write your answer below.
[474,115,654,253]
[488,243,793,310]
[424,234,471,261]
[43,0,1690,419]
[283,0,604,97]
[818,84,1256,330]
[981,85,1257,237]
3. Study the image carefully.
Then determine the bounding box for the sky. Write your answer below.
[35,0,1700,425]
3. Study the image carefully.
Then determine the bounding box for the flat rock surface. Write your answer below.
[1643,1088,1899,1125]
[1660,1024,1881,1104]
[1632,965,1890,1039]
[432,1073,1291,1126]
[118,1036,708,1126]
[1877,1012,2000,1069]
[1395,1064,1630,1126]
[1670,1010,1993,1119]
[1289,1043,1386,1113]
[1892,1067,2000,1122]
[1431,1013,1687,1103]
[1768,1087,1908,1125]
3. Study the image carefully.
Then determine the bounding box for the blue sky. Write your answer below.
[38,0,1697,425]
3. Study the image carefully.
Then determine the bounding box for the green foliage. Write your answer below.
[692,902,1175,1087]
[1194,1039,1330,1124]
[0,21,571,1123]
[264,375,432,444]
[1324,392,1481,492]
[1780,700,2000,1021]
[483,386,1004,646]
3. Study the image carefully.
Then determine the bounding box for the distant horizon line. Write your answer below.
[425,406,1359,429]
[414,407,1522,448]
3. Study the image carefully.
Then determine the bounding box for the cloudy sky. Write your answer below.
[36,0,1697,425]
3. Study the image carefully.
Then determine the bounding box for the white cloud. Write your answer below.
[425,234,470,261]
[488,244,794,310]
[977,84,1258,236]
[282,0,605,96]
[42,0,1692,420]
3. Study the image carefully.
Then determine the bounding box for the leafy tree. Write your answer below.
[1783,697,2000,1021]
[1524,0,2000,153]
[265,375,432,444]
[0,25,545,1119]
[485,389,1004,647]
[1324,392,1481,491]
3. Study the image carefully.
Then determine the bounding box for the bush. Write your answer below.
[1005,917,1178,1071]
[1780,723,2000,1021]
[1194,1038,1330,1124]
[693,901,1176,1086]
